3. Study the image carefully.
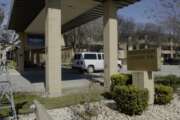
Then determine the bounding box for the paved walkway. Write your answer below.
[0,68,104,94]
[1,65,178,94]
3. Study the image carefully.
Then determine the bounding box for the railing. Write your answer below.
[0,63,17,120]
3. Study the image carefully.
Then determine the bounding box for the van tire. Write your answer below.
[87,65,94,73]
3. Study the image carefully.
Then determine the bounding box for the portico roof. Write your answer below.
[9,0,139,34]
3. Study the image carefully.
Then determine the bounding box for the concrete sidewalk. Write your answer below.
[0,68,104,94]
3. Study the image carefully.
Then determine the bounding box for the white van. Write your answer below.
[72,52,122,73]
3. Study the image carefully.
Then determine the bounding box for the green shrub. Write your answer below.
[111,73,132,91]
[113,85,148,115]
[7,60,17,69]
[155,75,180,90]
[126,74,132,85]
[154,84,173,105]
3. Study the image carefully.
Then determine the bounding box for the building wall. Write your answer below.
[118,39,180,65]
[61,47,74,65]
[24,47,74,67]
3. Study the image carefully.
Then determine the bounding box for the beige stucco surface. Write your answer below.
[103,0,118,91]
[45,4,62,96]
[132,71,154,105]
[26,0,100,34]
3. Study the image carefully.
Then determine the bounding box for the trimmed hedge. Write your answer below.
[113,85,148,115]
[155,75,180,90]
[111,73,132,91]
[154,84,173,105]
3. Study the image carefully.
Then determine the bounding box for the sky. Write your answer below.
[0,0,158,27]
[118,0,158,24]
[0,0,11,27]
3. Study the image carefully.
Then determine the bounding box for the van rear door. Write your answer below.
[97,53,104,70]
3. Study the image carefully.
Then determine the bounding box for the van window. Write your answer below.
[74,54,81,60]
[84,54,97,60]
[98,54,102,60]
[102,54,104,59]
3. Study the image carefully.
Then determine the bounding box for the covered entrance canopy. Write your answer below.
[9,0,139,97]
[9,0,138,33]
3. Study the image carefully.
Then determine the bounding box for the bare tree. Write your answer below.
[118,17,136,41]
[64,26,85,52]
[64,18,103,52]
[146,0,180,41]
[117,15,166,47]
[136,23,164,42]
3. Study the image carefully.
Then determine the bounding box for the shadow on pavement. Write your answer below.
[21,67,104,84]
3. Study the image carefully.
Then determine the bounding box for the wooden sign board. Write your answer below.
[127,48,161,71]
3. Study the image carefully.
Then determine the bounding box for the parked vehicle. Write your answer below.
[72,52,122,73]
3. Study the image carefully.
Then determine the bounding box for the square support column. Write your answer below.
[30,50,34,65]
[17,33,27,73]
[170,39,174,59]
[45,0,62,97]
[132,71,154,104]
[36,52,40,65]
[103,0,118,91]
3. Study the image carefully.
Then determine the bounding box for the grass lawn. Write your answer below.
[0,89,104,117]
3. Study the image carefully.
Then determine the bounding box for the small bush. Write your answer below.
[154,84,173,105]
[7,60,17,69]
[155,75,180,90]
[111,73,132,91]
[126,74,133,85]
[113,85,148,115]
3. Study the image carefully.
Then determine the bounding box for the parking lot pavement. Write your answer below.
[0,67,104,93]
[62,67,104,81]
[3,65,179,93]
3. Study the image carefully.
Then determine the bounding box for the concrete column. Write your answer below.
[170,39,174,59]
[128,36,133,51]
[17,33,26,72]
[34,53,37,65]
[36,52,40,65]
[158,45,163,63]
[24,50,29,64]
[128,45,133,51]
[145,44,148,49]
[136,44,140,50]
[30,50,34,65]
[26,50,29,63]
[132,71,154,104]
[103,0,118,91]
[45,0,62,97]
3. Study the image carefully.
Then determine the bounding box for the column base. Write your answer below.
[45,83,62,97]
[132,71,154,105]
[45,90,62,98]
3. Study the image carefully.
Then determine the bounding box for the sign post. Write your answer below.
[127,48,161,104]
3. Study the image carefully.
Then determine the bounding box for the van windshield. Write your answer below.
[74,54,81,60]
